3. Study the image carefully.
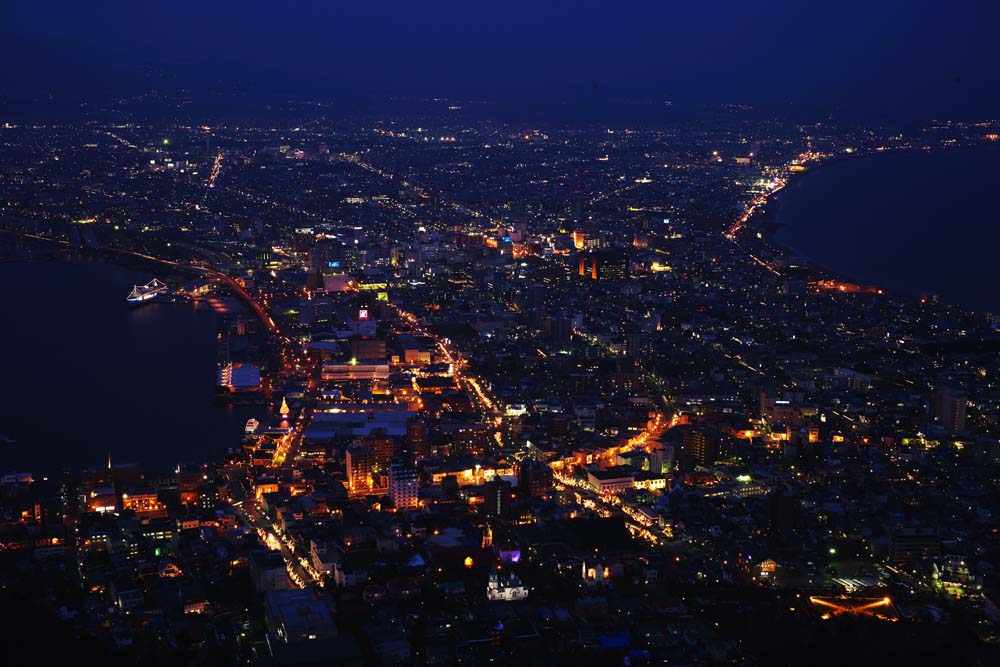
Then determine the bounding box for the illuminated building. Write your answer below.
[582,559,623,585]
[121,488,167,518]
[394,334,431,365]
[681,426,719,469]
[139,518,175,544]
[321,362,390,382]
[931,556,983,599]
[648,443,673,474]
[346,445,374,492]
[586,467,634,494]
[632,472,667,491]
[486,569,528,601]
[86,486,117,513]
[197,482,219,510]
[448,422,490,457]
[578,250,629,282]
[388,463,419,509]
[178,465,204,505]
[218,362,261,392]
[358,435,395,474]
[429,461,502,487]
[322,272,351,292]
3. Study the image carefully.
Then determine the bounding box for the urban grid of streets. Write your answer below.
[3,99,1000,664]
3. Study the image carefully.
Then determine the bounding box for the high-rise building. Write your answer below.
[482,479,513,519]
[930,387,966,432]
[625,331,652,359]
[345,446,374,493]
[197,482,219,510]
[358,435,395,475]
[450,423,490,457]
[388,463,419,509]
[579,250,629,282]
[517,460,553,497]
[406,420,428,461]
[648,443,674,474]
[682,427,719,469]
[348,336,386,361]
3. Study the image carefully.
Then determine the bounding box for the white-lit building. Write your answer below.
[586,467,634,494]
[486,570,529,601]
[388,463,419,509]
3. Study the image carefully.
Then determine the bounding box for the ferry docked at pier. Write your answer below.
[126,278,169,305]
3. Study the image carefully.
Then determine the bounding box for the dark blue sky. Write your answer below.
[3,1,999,118]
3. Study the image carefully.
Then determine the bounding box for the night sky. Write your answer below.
[3,1,1000,118]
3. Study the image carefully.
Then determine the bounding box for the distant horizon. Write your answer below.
[2,84,996,128]
[4,1,1000,123]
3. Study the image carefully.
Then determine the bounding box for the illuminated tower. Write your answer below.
[279,397,290,419]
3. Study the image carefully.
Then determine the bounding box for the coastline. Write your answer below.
[0,227,277,333]
[0,255,263,474]
[734,143,1000,312]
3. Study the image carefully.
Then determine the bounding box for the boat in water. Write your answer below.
[245,418,260,435]
[127,278,169,305]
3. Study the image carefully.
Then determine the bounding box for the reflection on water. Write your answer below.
[0,254,263,474]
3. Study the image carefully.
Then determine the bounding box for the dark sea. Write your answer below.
[775,144,1000,313]
[0,254,263,476]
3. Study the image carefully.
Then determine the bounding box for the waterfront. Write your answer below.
[775,145,1000,313]
[0,254,262,474]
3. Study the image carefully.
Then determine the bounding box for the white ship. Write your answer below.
[245,418,260,435]
[127,278,169,305]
